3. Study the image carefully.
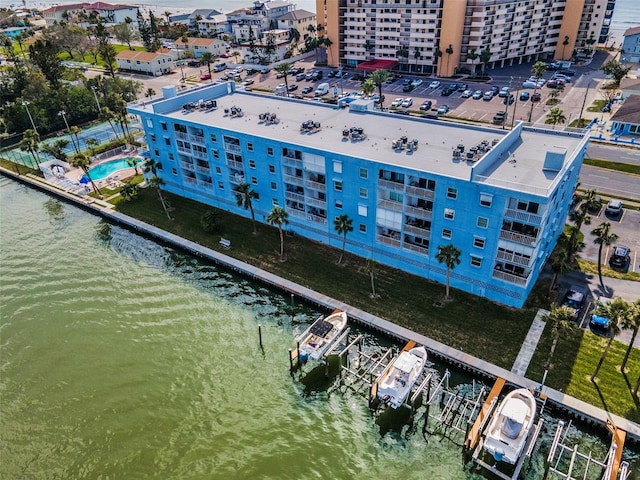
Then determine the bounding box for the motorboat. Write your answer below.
[376,345,427,409]
[297,310,348,361]
[483,388,537,464]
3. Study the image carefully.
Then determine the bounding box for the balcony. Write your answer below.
[378,178,404,191]
[195,165,210,173]
[377,199,403,212]
[499,230,537,247]
[305,179,326,191]
[283,174,304,186]
[377,234,400,248]
[307,197,326,209]
[226,159,243,170]
[496,249,531,267]
[180,162,194,171]
[286,207,306,220]
[282,156,303,169]
[229,174,245,185]
[307,213,327,225]
[403,243,429,256]
[405,204,433,220]
[224,142,241,153]
[404,224,430,237]
[504,209,542,226]
[184,176,197,185]
[285,191,304,203]
[492,269,529,286]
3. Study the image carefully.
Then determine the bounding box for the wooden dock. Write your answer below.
[465,377,505,450]
[607,420,627,480]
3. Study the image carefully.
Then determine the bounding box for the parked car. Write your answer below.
[391,97,404,107]
[441,88,453,97]
[260,67,271,74]
[531,92,541,102]
[401,97,413,108]
[503,94,515,105]
[483,91,494,101]
[461,89,473,98]
[498,86,510,98]
[243,79,254,86]
[457,83,468,92]
[522,80,538,89]
[429,80,441,89]
[187,60,201,67]
[609,245,630,270]
[561,285,586,318]
[411,79,423,87]
[601,103,612,113]
[327,70,337,78]
[437,104,450,114]
[472,90,483,99]
[590,299,610,334]
[559,68,576,77]
[312,70,323,80]
[419,100,433,111]
[200,73,212,80]
[605,199,623,217]
[403,84,415,92]
[490,85,499,94]
[448,83,458,92]
[288,84,298,92]
[492,111,508,124]
[305,71,315,80]
[519,91,530,101]
[301,86,313,94]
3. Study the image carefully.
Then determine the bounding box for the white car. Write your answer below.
[522,81,538,89]
[391,97,404,107]
[429,80,441,89]
[461,89,473,98]
[401,97,413,108]
[411,79,423,88]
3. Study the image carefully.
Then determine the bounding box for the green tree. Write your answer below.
[266,206,289,261]
[145,87,156,98]
[445,43,454,76]
[70,153,102,196]
[528,61,547,121]
[543,304,576,370]
[620,300,640,372]
[369,69,391,107]
[143,159,171,220]
[99,107,121,140]
[548,246,573,296]
[333,214,353,264]
[361,78,375,98]
[28,38,63,89]
[561,35,570,60]
[590,298,627,381]
[601,59,631,87]
[545,107,567,127]
[119,181,139,201]
[235,182,258,234]
[591,222,618,289]
[94,21,117,78]
[126,157,141,175]
[19,129,41,167]
[85,137,99,157]
[41,138,70,162]
[466,48,478,76]
[274,62,292,96]
[200,51,215,78]
[479,47,491,78]
[200,209,220,233]
[580,189,602,214]
[113,22,135,50]
[435,244,461,300]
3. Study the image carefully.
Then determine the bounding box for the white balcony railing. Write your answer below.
[499,230,537,247]
[492,269,529,286]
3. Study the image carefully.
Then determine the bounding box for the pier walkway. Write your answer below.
[2,167,639,443]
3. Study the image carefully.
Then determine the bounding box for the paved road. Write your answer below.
[580,165,640,200]
[587,143,640,166]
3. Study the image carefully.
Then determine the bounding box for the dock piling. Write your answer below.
[258,324,263,348]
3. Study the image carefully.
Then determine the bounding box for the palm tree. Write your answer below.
[369,69,391,107]
[274,62,292,96]
[236,182,258,234]
[548,246,573,296]
[143,159,171,220]
[333,214,353,264]
[545,107,567,128]
[479,47,491,78]
[200,209,220,233]
[620,300,640,372]
[435,244,461,300]
[544,304,576,370]
[266,206,289,261]
[126,157,141,175]
[41,138,70,162]
[70,153,102,196]
[85,138,99,158]
[361,78,375,98]
[200,51,215,79]
[590,298,627,381]
[445,44,454,76]
[145,87,156,98]
[69,126,82,154]
[100,107,120,141]
[562,35,570,60]
[231,51,241,64]
[19,129,41,167]
[163,11,172,25]
[466,48,478,76]
[591,222,618,288]
[119,181,139,201]
[529,61,547,122]
[366,258,377,298]
[581,189,602,214]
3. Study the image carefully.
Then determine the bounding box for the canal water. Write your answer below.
[1,176,638,479]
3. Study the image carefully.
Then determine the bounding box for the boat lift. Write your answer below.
[546,419,631,480]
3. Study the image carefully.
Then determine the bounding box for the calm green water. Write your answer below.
[1,177,637,479]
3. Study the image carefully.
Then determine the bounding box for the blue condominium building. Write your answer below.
[129,83,588,308]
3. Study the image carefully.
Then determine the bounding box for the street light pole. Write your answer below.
[58,110,79,154]
[22,101,38,134]
[578,78,592,129]
[91,86,102,112]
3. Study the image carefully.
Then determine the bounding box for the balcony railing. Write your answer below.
[195,165,210,173]
[282,156,303,169]
[492,269,529,286]
[306,197,326,209]
[180,162,194,171]
[378,178,404,191]
[403,243,429,256]
[286,208,306,219]
[496,249,531,267]
[226,159,243,170]
[499,230,537,247]
[224,142,241,153]
[307,213,327,225]
[404,224,430,237]
[405,204,432,220]
[229,174,245,184]
[377,234,400,248]
[504,208,542,226]
[405,185,434,199]
[283,174,304,186]
[305,179,326,191]
[285,191,304,203]
[377,199,403,212]
[184,176,197,185]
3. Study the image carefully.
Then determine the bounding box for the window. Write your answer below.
[333,160,342,173]
[154,149,159,157]
[359,187,368,198]
[269,164,275,173]
[171,168,177,175]
[447,187,457,199]
[218,181,224,189]
[251,176,257,185]
[161,122,167,131]
[359,224,367,233]
[335,200,343,209]
[253,192,260,200]
[212,150,219,159]
[249,159,256,168]
[168,153,174,160]
[267,147,274,156]
[164,137,170,146]
[359,167,368,179]
[334,180,343,191]
[210,133,217,142]
[480,193,493,207]
[358,205,368,216]
[473,236,485,249]
[271,181,277,190]
[150,134,156,142]
[146,119,153,128]
[215,166,222,174]
[272,198,279,206]
[444,208,455,220]
[247,142,254,152]
[470,255,482,267]
[477,217,488,228]
[442,228,452,239]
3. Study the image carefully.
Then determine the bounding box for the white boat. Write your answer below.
[297,310,348,361]
[483,388,537,465]
[376,346,427,409]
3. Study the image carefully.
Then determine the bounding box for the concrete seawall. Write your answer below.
[2,167,638,442]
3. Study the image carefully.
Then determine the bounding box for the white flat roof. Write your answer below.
[154,89,586,195]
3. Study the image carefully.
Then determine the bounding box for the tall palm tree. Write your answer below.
[70,153,102,196]
[200,51,215,79]
[266,206,289,261]
[590,298,627,381]
[69,126,82,154]
[562,35,570,60]
[236,182,258,234]
[361,78,375,98]
[545,107,566,128]
[544,304,576,370]
[591,222,618,288]
[19,129,41,167]
[620,300,640,372]
[333,214,353,264]
[435,244,461,300]
[41,138,70,162]
[580,189,602,214]
[143,159,171,220]
[479,47,491,78]
[85,138,99,158]
[99,107,120,141]
[369,69,391,107]
[466,48,478,76]
[274,62,292,96]
[445,44,454,76]
[126,157,141,175]
[528,61,547,121]
[119,181,139,201]
[548,246,573,296]
[366,258,377,298]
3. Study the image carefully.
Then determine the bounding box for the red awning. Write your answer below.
[356,59,398,72]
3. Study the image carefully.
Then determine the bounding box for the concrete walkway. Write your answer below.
[511,310,548,376]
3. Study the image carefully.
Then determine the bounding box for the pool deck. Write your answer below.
[1,165,638,443]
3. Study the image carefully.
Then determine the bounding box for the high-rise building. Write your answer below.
[317,0,615,75]
[129,83,587,307]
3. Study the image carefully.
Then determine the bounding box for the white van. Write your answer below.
[315,82,329,96]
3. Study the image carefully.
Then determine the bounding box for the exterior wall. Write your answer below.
[129,87,586,308]
[622,32,640,63]
[439,1,465,77]
[277,13,316,44]
[317,0,340,68]
[116,54,174,76]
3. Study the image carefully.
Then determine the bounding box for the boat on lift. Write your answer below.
[376,345,427,409]
[296,310,348,361]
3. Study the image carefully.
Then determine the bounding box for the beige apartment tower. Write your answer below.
[317,0,615,75]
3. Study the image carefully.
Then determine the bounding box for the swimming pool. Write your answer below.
[84,158,138,181]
